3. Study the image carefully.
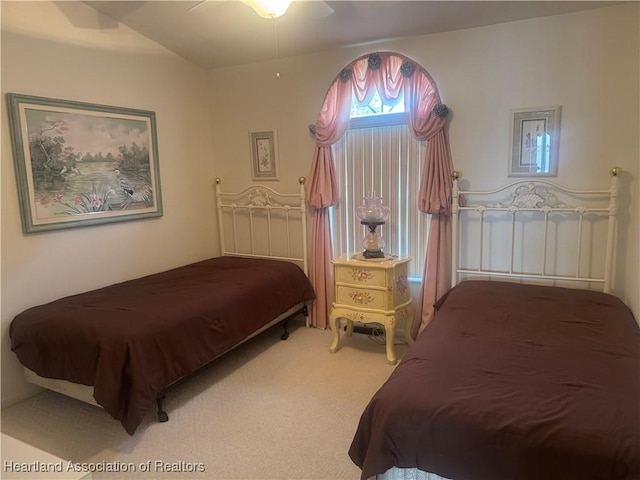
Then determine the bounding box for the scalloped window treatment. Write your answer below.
[306,52,454,338]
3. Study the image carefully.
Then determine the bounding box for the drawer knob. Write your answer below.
[349,291,375,304]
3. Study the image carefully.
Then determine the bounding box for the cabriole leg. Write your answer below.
[157,395,169,423]
[384,317,397,365]
[280,321,290,340]
[329,311,341,353]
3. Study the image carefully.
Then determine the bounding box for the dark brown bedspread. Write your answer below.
[349,280,640,480]
[10,257,315,435]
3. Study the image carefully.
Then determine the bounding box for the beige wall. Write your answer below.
[210,3,639,313]
[2,1,638,408]
[1,1,216,406]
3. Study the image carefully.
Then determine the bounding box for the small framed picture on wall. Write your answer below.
[249,129,279,181]
[508,106,561,177]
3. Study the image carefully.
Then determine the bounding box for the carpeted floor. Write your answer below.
[1,317,409,479]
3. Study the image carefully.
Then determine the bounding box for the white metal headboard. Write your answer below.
[451,167,621,292]
[215,178,308,275]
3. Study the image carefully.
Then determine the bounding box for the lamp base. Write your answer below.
[362,249,385,259]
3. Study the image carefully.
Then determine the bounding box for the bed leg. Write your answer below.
[280,321,290,340]
[156,395,169,423]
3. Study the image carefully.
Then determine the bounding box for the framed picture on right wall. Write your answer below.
[508,106,561,177]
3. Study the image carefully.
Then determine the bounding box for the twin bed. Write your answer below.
[10,169,639,479]
[349,168,639,480]
[10,179,315,435]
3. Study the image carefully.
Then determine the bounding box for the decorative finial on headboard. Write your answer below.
[452,171,461,180]
[215,178,221,184]
[611,167,622,177]
[299,176,307,185]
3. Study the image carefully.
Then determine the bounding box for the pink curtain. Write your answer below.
[404,68,454,337]
[305,78,350,328]
[306,52,453,333]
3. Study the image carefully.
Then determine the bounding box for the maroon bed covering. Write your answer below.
[10,257,315,435]
[349,280,640,480]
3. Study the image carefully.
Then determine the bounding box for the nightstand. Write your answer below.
[329,254,414,365]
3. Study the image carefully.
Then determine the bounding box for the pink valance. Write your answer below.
[306,52,454,334]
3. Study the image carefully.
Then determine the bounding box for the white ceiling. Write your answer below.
[84,1,620,70]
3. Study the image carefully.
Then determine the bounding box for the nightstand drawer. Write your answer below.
[335,285,388,310]
[335,264,386,287]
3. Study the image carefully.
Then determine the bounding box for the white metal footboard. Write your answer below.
[215,177,308,275]
[451,167,621,292]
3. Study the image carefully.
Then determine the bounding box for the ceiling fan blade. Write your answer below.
[308,1,334,19]
[291,1,334,19]
[187,0,231,12]
[187,1,207,12]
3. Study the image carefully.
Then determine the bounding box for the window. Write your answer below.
[350,90,405,118]
[329,88,429,280]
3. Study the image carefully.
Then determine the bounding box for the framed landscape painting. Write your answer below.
[6,93,163,233]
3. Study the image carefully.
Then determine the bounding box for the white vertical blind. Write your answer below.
[329,123,429,279]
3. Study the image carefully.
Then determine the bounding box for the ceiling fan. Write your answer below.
[187,0,334,79]
[187,0,334,19]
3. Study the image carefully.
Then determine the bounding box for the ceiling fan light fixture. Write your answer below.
[242,0,292,18]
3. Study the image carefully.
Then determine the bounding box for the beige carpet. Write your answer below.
[1,317,409,479]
